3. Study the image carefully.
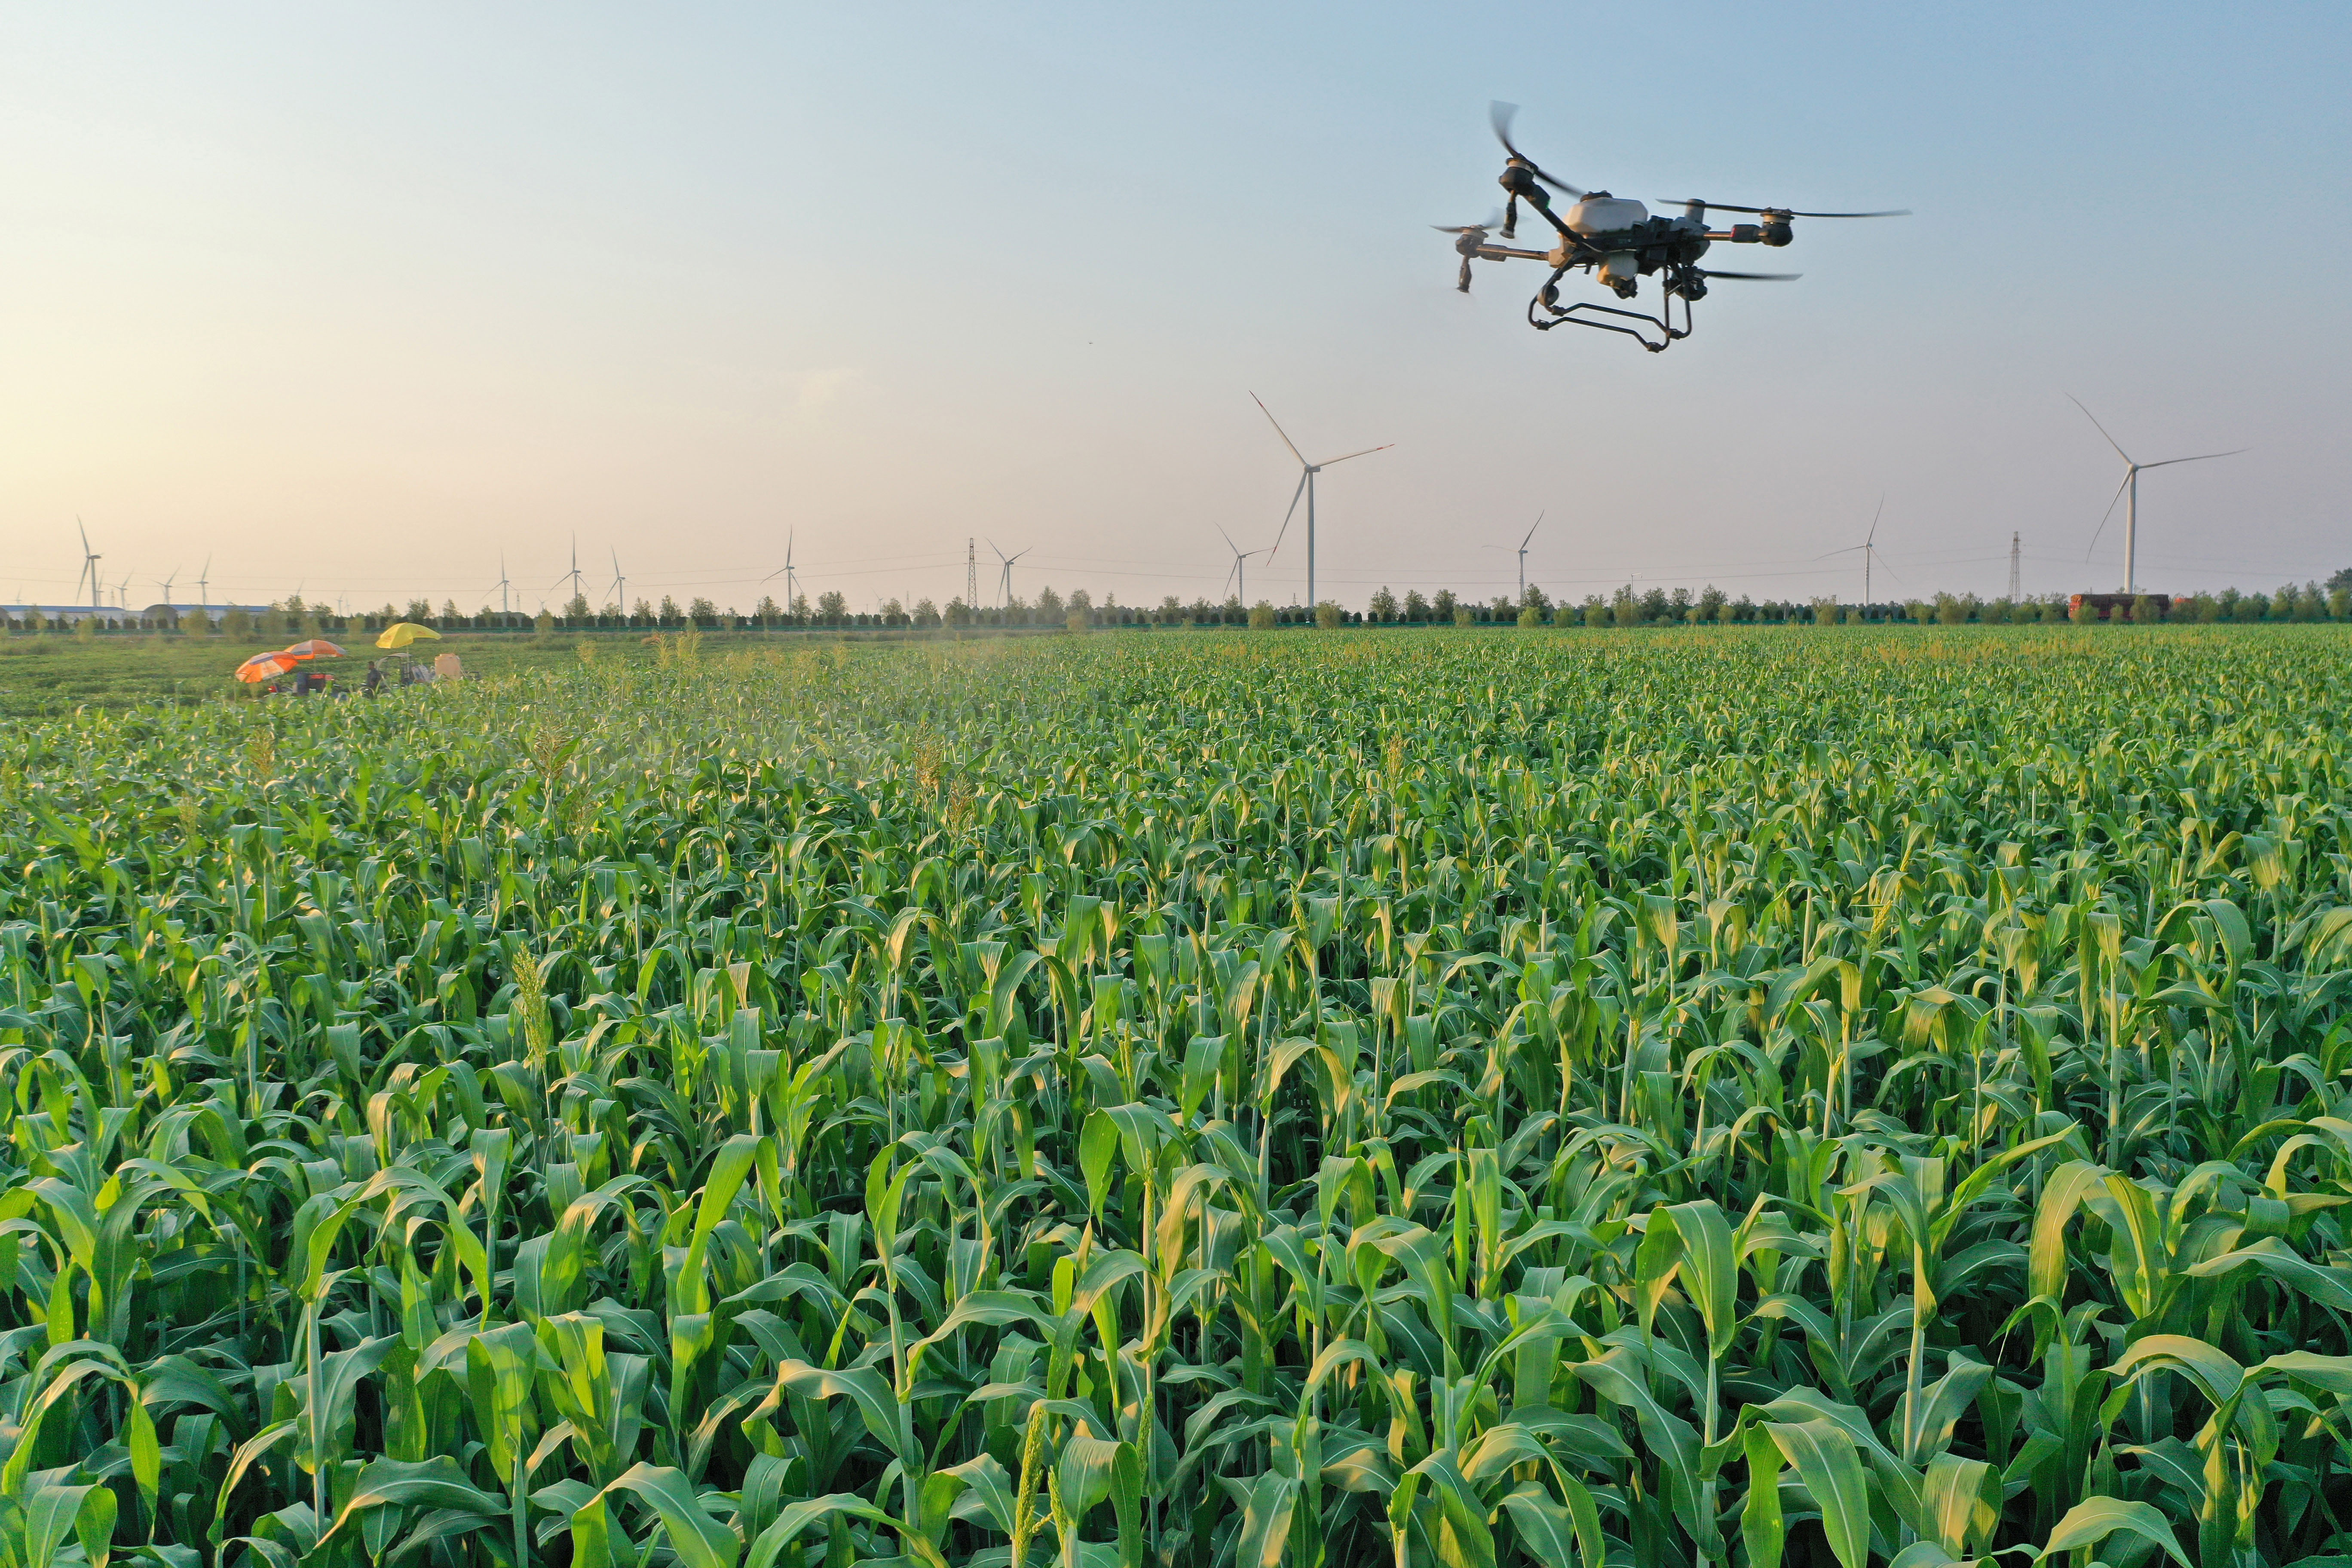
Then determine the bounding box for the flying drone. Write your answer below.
[1437,103,1908,352]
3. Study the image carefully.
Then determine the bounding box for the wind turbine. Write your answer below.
[1252,394,1393,611]
[1815,497,1899,606]
[74,520,102,614]
[1214,524,1271,603]
[761,530,800,609]
[605,548,626,616]
[989,540,1032,608]
[196,555,212,618]
[1483,511,1544,601]
[113,572,133,615]
[492,554,514,617]
[551,535,587,606]
[156,565,180,609]
[2069,395,2246,595]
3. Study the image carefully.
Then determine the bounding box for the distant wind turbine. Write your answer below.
[156,565,181,608]
[196,555,212,616]
[1214,524,1271,603]
[1252,395,1392,611]
[552,535,587,605]
[762,530,800,609]
[2068,395,2246,595]
[74,520,102,614]
[492,554,514,617]
[989,540,1032,608]
[606,548,626,616]
[1483,511,1544,601]
[1816,497,1900,604]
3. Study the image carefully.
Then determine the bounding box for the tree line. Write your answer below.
[12,575,2352,637]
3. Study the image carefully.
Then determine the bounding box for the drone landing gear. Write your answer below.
[1528,267,1695,352]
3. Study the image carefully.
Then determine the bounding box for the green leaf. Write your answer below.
[1742,1424,1785,1568]
[1767,1420,1871,1568]
[2038,1495,2189,1565]
[600,1463,741,1568]
[1233,1471,1298,1568]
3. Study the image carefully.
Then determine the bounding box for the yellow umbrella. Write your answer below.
[376,622,442,649]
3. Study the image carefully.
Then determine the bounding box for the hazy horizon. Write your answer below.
[5,3,2346,616]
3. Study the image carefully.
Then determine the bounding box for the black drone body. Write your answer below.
[1438,104,1907,352]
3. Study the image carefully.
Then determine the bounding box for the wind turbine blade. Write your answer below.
[2065,394,2135,466]
[1520,510,1543,550]
[1250,393,1308,466]
[1813,545,1867,560]
[2084,470,2132,560]
[1317,443,1394,467]
[1267,471,1309,561]
[1865,495,1883,545]
[1215,521,1239,555]
[2140,448,2248,469]
[989,539,1008,563]
[1871,548,1905,587]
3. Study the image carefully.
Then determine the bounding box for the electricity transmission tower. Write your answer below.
[966,539,978,608]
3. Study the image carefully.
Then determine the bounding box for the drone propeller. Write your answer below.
[1488,103,1583,196]
[1433,211,1505,292]
[1672,199,1910,218]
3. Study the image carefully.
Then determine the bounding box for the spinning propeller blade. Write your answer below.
[1673,199,1910,217]
[1488,103,1584,196]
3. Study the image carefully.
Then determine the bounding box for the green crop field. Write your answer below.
[6,625,2352,1568]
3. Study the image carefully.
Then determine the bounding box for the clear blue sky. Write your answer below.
[3,3,2345,613]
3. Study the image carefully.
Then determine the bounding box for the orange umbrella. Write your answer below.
[278,639,346,660]
[235,651,301,683]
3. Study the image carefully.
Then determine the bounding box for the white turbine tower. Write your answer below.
[1816,497,1899,606]
[493,554,514,618]
[1251,395,1392,612]
[2069,395,2245,595]
[1215,524,1271,604]
[1484,511,1544,601]
[196,555,212,619]
[606,549,626,618]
